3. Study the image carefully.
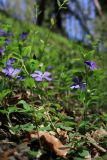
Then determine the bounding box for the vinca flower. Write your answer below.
[70,76,86,90]
[2,65,20,77]
[7,59,15,66]
[47,65,54,69]
[0,29,10,37]
[0,48,5,56]
[21,32,27,41]
[31,71,52,81]
[85,61,98,70]
[0,48,5,53]
[17,76,24,81]
[0,29,6,36]
[2,59,20,78]
[5,39,11,44]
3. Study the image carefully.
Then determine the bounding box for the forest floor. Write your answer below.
[0,15,107,160]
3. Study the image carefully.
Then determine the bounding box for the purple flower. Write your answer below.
[0,48,5,53]
[85,61,98,70]
[5,39,11,44]
[0,29,10,37]
[0,48,5,56]
[47,65,54,69]
[2,66,20,77]
[21,32,27,41]
[70,76,86,90]
[31,71,52,81]
[7,59,15,66]
[43,72,52,81]
[17,76,24,81]
[0,29,6,36]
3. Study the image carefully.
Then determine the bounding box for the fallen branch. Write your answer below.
[86,133,106,153]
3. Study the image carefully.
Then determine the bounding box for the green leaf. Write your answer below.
[60,125,73,131]
[42,81,49,88]
[24,77,35,88]
[39,125,51,131]
[50,18,55,26]
[26,59,39,71]
[56,123,73,131]
[64,0,68,3]
[19,123,35,132]
[7,106,17,114]
[22,46,32,57]
[0,89,11,101]
[11,124,35,133]
[79,120,89,129]
[57,0,61,7]
[101,114,107,122]
[18,100,31,111]
[85,50,95,59]
[79,150,90,157]
[0,109,7,114]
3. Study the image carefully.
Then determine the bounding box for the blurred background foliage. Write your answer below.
[0,0,107,44]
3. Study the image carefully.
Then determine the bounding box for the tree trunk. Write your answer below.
[37,0,45,25]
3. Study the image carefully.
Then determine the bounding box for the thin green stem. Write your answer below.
[40,1,66,55]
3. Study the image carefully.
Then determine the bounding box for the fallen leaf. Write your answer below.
[30,131,70,158]
[0,148,16,160]
[57,129,69,142]
[91,127,107,142]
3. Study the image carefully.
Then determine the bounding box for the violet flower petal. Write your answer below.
[17,76,24,81]
[0,48,5,54]
[70,84,80,89]
[43,72,51,76]
[0,29,6,36]
[7,59,15,66]
[43,72,52,81]
[85,61,98,70]
[2,68,9,75]
[11,68,20,77]
[47,66,54,69]
[43,76,52,81]
[32,71,52,81]
[31,73,41,78]
[80,82,86,90]
[34,71,42,75]
[2,66,20,77]
[5,39,11,44]
[35,76,43,81]
[21,32,27,40]
[71,76,86,90]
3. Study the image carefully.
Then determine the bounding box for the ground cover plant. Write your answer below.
[0,14,107,160]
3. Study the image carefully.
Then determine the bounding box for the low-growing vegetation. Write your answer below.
[0,14,107,160]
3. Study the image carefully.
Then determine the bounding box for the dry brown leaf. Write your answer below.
[0,141,29,160]
[0,148,16,160]
[57,129,69,142]
[91,128,107,142]
[59,130,68,138]
[30,131,70,158]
